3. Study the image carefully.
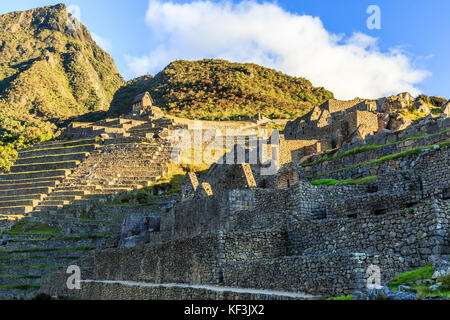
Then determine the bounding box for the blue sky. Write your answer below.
[1,0,449,99]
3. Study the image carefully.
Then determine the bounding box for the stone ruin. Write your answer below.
[282,93,443,162]
[1,90,449,300]
[40,128,449,299]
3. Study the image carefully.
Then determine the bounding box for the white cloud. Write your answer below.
[66,5,112,52]
[92,32,112,52]
[126,0,429,99]
[67,4,81,21]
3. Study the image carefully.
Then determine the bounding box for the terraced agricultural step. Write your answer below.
[100,170,165,177]
[0,249,94,260]
[0,187,53,197]
[79,155,157,162]
[92,118,130,126]
[15,152,89,165]
[95,187,133,193]
[51,190,90,197]
[22,138,99,151]
[0,256,81,267]
[0,200,40,208]
[19,144,98,158]
[78,161,157,168]
[0,176,65,186]
[0,206,33,215]
[10,161,80,173]
[0,288,40,300]
[0,275,41,286]
[34,205,63,212]
[1,238,104,251]
[45,195,82,202]
[101,180,152,187]
[0,170,70,181]
[56,186,101,192]
[38,200,70,206]
[0,181,58,190]
[105,176,160,182]
[0,194,46,202]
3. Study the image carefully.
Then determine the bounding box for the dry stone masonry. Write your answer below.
[1,93,449,300]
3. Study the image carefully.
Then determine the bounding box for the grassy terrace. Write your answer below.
[0,246,96,254]
[0,284,40,290]
[0,265,62,270]
[311,176,377,186]
[17,152,89,160]
[11,160,80,167]
[19,137,102,149]
[308,141,450,180]
[3,221,61,235]
[0,255,80,261]
[8,234,111,242]
[19,144,100,153]
[326,295,353,300]
[0,274,40,279]
[388,264,450,298]
[302,127,450,168]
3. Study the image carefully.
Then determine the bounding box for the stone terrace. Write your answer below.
[0,112,181,299]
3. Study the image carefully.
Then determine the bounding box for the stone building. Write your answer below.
[132,91,153,114]
[283,98,381,161]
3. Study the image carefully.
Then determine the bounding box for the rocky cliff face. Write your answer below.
[0,3,123,147]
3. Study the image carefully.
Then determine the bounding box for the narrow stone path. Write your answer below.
[80,279,320,299]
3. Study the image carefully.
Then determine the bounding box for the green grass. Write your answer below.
[111,173,185,206]
[0,274,41,279]
[55,235,111,241]
[5,220,61,235]
[388,264,434,290]
[388,266,450,299]
[0,246,96,254]
[0,284,40,290]
[302,127,450,168]
[0,255,45,261]
[10,238,50,242]
[98,211,128,215]
[0,265,63,270]
[326,295,353,300]
[308,141,450,179]
[311,176,377,186]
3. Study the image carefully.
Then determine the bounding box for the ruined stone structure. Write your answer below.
[283,98,381,161]
[1,91,449,300]
[282,94,431,162]
[40,124,449,299]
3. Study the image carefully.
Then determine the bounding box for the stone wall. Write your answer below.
[222,229,287,262]
[287,200,449,259]
[222,253,406,297]
[302,126,450,180]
